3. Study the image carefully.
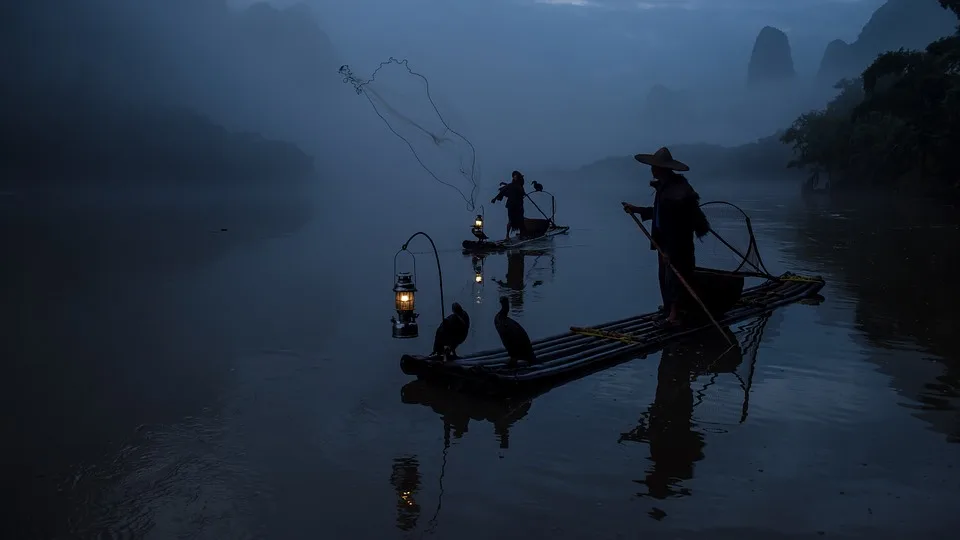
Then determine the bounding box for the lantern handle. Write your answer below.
[398,232,446,320]
[393,248,417,285]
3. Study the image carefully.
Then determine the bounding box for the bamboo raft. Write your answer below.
[400,272,825,390]
[462,222,570,253]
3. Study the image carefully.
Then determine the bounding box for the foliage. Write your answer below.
[941,0,960,19]
[781,3,960,191]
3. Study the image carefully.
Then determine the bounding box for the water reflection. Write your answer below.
[400,380,533,449]
[390,456,422,532]
[466,251,556,312]
[786,196,960,442]
[470,255,485,305]
[620,315,770,505]
[489,251,555,314]
[2,188,317,538]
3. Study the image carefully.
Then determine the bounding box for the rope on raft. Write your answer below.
[569,326,647,344]
[569,272,823,346]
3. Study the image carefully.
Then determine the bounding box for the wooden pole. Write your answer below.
[624,209,734,347]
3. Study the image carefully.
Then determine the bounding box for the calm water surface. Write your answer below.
[4,175,959,539]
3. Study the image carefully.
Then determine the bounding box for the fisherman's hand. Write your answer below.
[621,202,636,214]
[490,197,497,204]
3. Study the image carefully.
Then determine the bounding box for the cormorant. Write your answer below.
[472,228,489,241]
[494,296,536,365]
[432,303,470,360]
[532,180,543,192]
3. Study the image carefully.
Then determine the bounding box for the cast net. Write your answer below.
[339,57,482,211]
[695,200,773,279]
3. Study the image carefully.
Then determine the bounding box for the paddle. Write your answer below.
[622,205,734,348]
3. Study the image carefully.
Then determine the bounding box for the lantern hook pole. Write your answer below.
[400,232,445,320]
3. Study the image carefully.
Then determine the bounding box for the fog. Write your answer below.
[298,0,888,168]
[9,3,960,538]
[2,0,893,186]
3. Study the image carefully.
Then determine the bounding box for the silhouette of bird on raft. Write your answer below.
[429,297,537,367]
[432,302,470,360]
[495,296,537,366]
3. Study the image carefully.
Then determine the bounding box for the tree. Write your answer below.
[939,0,960,20]
[780,6,960,192]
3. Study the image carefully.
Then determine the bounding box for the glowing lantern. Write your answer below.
[391,271,419,338]
[471,214,486,241]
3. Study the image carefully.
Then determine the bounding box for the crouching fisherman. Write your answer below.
[621,147,710,326]
[491,170,527,240]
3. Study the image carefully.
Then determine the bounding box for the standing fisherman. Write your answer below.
[491,170,527,240]
[622,147,710,326]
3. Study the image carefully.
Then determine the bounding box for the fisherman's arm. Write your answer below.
[491,185,507,204]
[621,202,654,221]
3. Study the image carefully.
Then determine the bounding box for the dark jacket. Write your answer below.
[493,181,525,211]
[637,176,710,263]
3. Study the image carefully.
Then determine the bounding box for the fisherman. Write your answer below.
[622,147,710,326]
[491,170,527,240]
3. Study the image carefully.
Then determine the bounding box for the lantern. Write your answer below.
[471,214,486,241]
[391,271,419,338]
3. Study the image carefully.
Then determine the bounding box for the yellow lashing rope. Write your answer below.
[571,274,823,343]
[778,272,824,283]
[569,326,646,344]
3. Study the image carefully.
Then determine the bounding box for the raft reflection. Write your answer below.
[400,380,533,449]
[399,314,773,527]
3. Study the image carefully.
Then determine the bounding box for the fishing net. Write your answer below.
[696,201,772,279]
[339,58,482,211]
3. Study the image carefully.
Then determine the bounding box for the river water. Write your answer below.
[4,173,959,539]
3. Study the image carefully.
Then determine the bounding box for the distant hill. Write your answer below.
[582,0,960,181]
[817,0,957,85]
[574,134,798,180]
[747,26,796,86]
[0,0,337,189]
[0,89,314,190]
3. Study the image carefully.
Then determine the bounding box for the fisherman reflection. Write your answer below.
[492,252,525,311]
[400,379,533,449]
[390,455,422,531]
[620,332,742,500]
[492,252,545,313]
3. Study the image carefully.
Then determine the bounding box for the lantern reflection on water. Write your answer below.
[390,456,422,531]
[391,271,419,338]
[472,255,485,302]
